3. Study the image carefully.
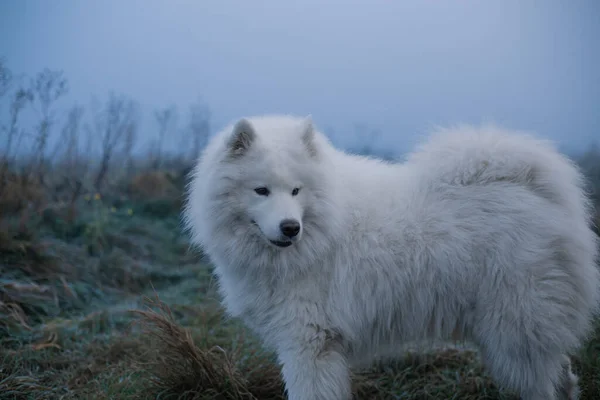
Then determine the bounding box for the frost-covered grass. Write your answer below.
[1,163,599,400]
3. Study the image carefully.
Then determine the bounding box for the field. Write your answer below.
[0,162,599,400]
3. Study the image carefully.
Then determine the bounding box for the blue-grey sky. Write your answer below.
[1,0,599,155]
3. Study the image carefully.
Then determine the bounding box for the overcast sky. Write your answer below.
[1,0,599,155]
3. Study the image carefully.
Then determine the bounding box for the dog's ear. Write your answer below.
[228,118,255,157]
[302,115,318,157]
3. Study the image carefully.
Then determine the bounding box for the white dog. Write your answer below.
[184,115,599,400]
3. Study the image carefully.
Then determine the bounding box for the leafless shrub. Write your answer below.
[50,105,88,220]
[0,70,37,220]
[90,92,139,191]
[27,68,68,185]
[121,109,138,178]
[0,57,12,98]
[1,87,33,184]
[151,105,178,170]
[184,98,211,163]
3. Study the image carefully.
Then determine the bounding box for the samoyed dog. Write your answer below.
[184,115,599,400]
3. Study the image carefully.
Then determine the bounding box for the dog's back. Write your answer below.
[408,125,593,221]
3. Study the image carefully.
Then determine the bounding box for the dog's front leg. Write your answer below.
[279,347,351,400]
[277,325,351,400]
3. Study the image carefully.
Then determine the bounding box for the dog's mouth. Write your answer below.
[251,220,295,248]
[269,240,293,248]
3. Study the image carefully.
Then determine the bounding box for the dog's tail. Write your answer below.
[409,124,594,224]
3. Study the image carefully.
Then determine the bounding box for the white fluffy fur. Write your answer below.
[184,115,600,400]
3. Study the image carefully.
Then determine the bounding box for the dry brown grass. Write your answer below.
[132,295,286,400]
[0,230,57,330]
[129,170,180,199]
[0,169,45,218]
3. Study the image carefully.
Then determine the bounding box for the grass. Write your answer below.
[1,167,599,400]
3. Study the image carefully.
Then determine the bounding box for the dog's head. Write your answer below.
[213,115,326,249]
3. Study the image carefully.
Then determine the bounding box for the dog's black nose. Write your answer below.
[280,219,301,238]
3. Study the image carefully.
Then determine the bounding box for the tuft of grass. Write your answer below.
[128,170,183,219]
[128,170,180,200]
[0,170,45,218]
[132,295,285,400]
[573,318,600,398]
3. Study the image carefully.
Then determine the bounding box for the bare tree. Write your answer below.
[0,57,12,99]
[92,92,139,190]
[54,105,85,164]
[0,68,36,218]
[185,99,211,162]
[122,114,138,178]
[3,88,33,162]
[152,105,177,170]
[50,105,87,219]
[0,86,34,195]
[0,58,11,166]
[28,68,68,184]
[1,60,31,167]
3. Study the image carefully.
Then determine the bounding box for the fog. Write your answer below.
[1,0,599,156]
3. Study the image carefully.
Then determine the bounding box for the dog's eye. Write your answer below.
[291,187,300,196]
[254,187,270,196]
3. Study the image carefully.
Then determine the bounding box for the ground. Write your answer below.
[1,169,599,400]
